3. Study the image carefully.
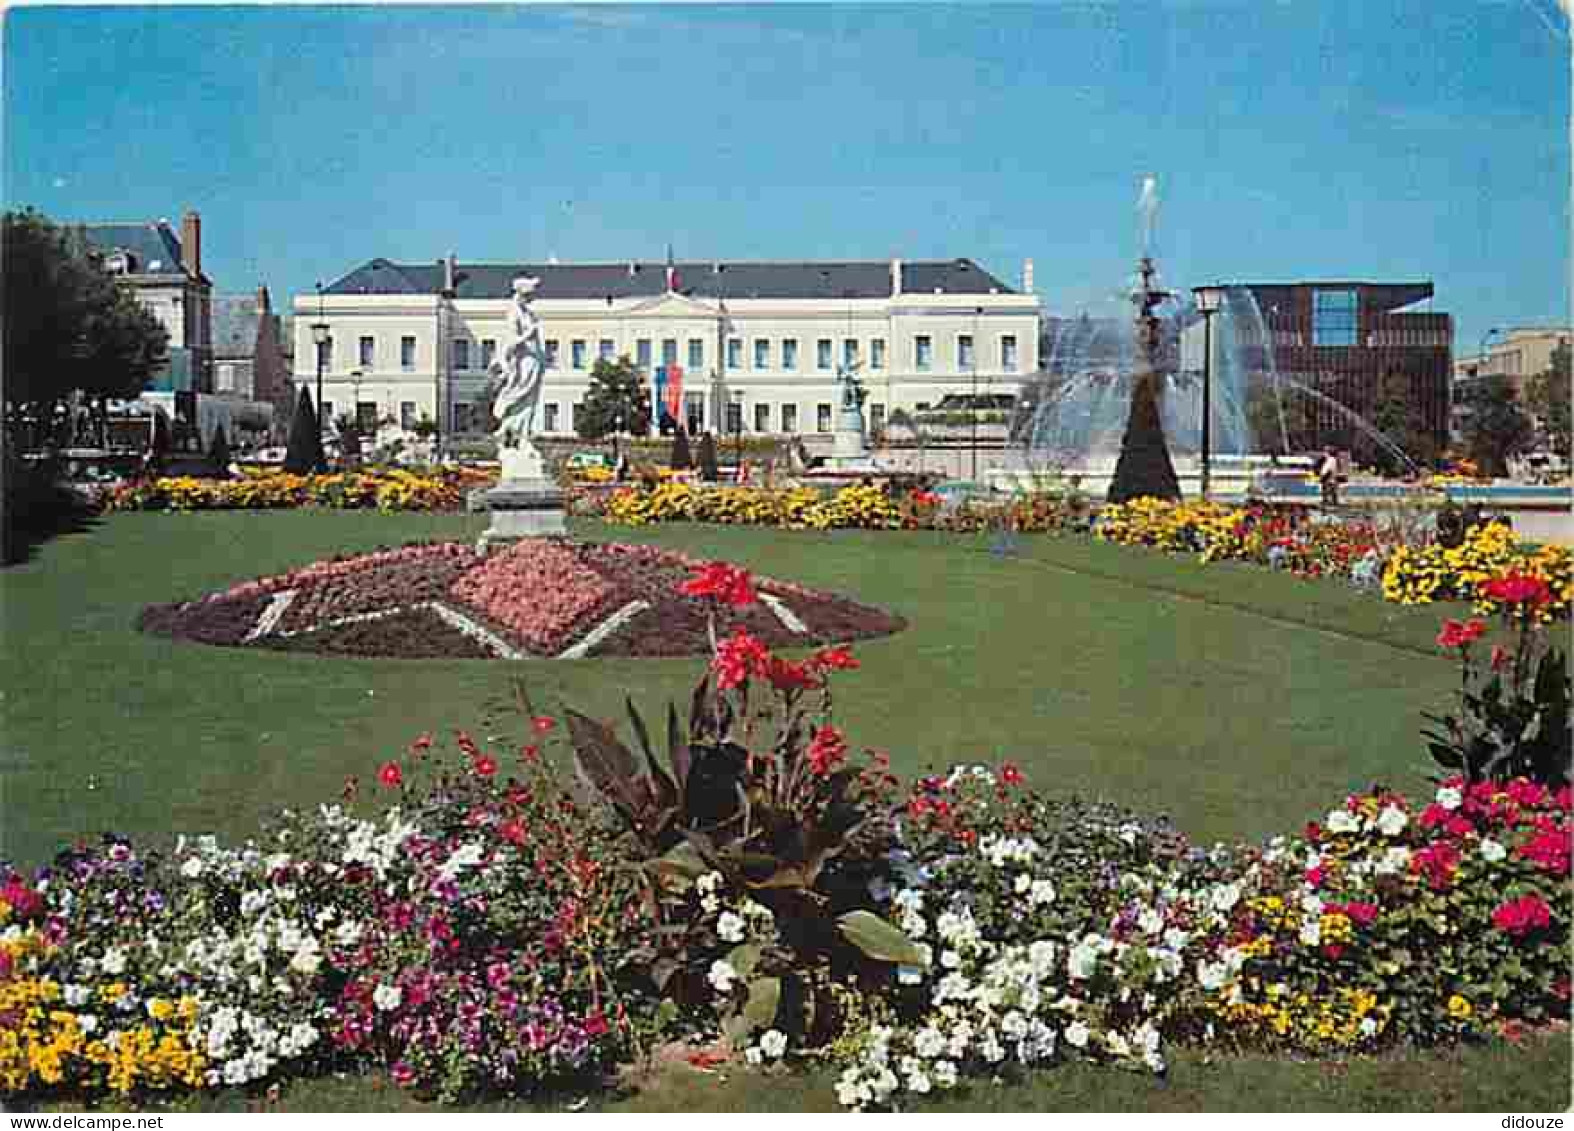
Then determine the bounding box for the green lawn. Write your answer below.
[4,510,1567,1111]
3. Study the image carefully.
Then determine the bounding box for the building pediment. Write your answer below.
[620,292,721,318]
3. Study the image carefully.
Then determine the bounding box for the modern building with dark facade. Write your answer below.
[1233,281,1453,454]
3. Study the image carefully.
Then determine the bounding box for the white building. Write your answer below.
[292,256,1040,440]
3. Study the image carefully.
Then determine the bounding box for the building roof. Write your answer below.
[321,257,1018,300]
[1236,281,1436,314]
[77,221,189,276]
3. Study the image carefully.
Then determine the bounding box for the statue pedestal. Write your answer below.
[825,405,879,470]
[477,442,566,552]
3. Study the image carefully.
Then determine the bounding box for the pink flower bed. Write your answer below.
[449,540,618,654]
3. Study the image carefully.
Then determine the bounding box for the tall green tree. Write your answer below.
[3,211,168,442]
[1367,369,1438,475]
[1526,343,1571,458]
[576,357,651,440]
[1460,374,1534,478]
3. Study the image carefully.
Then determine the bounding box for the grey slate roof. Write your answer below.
[78,222,188,276]
[323,258,1017,300]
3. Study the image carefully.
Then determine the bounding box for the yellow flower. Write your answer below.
[1447,994,1473,1020]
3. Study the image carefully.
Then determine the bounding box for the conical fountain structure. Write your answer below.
[1106,255,1181,502]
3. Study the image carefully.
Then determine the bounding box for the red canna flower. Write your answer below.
[998,762,1025,787]
[378,761,404,789]
[679,562,757,607]
[1436,618,1487,649]
[531,716,557,734]
[473,754,498,778]
[712,628,771,691]
[409,732,433,757]
[1491,644,1511,671]
[765,655,823,692]
[806,725,848,776]
[1481,571,1552,609]
[519,744,541,763]
[810,644,860,672]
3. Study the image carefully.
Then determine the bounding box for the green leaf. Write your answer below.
[741,976,782,1032]
[727,943,763,978]
[648,842,708,882]
[837,910,927,965]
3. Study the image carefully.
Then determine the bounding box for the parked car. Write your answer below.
[565,451,613,470]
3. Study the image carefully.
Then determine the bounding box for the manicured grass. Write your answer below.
[5,510,1472,866]
[8,510,1567,1112]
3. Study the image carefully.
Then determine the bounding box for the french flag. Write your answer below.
[666,246,680,294]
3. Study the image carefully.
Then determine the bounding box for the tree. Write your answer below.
[1526,343,1571,458]
[1245,383,1318,454]
[670,428,693,471]
[284,386,326,474]
[1460,375,1534,479]
[1107,374,1180,503]
[696,431,719,483]
[1366,369,1438,476]
[3,211,168,445]
[576,357,651,440]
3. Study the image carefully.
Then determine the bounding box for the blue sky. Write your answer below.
[4,2,1567,350]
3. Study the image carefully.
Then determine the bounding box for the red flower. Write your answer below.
[531,716,557,734]
[473,754,498,778]
[583,1010,610,1038]
[998,762,1025,788]
[519,744,541,763]
[806,725,848,776]
[1341,901,1379,927]
[1410,840,1461,890]
[409,732,433,756]
[1492,893,1552,937]
[1305,864,1326,889]
[765,655,823,693]
[378,761,404,789]
[1481,571,1552,609]
[712,628,771,691]
[0,877,42,922]
[1436,618,1487,649]
[1515,828,1572,874]
[680,562,757,607]
[499,819,528,846]
[1322,943,1346,960]
[1491,644,1511,671]
[810,645,860,672]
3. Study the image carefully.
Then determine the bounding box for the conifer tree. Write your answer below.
[284,386,326,474]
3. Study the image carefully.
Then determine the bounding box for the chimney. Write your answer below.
[1023,258,1035,294]
[180,210,202,277]
[256,284,271,312]
[890,257,903,297]
[443,253,457,294]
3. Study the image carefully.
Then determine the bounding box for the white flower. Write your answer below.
[760,1029,787,1059]
[1065,1021,1090,1048]
[1298,917,1321,947]
[372,983,402,1012]
[744,1046,763,1066]
[1138,907,1164,935]
[1014,873,1033,895]
[1375,805,1408,837]
[1163,927,1190,951]
[1325,809,1361,834]
[1106,1030,1131,1057]
[1001,1011,1029,1039]
[1196,959,1229,991]
[1300,893,1324,917]
[1374,846,1412,875]
[1067,940,1100,980]
[1436,786,1463,810]
[101,947,127,976]
[933,1059,959,1089]
[1479,838,1507,863]
[940,949,962,970]
[1359,1017,1379,1037]
[716,912,746,943]
[707,959,738,994]
[1209,882,1241,914]
[1028,879,1056,906]
[180,856,205,879]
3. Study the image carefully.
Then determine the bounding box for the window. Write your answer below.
[916,335,932,370]
[454,403,473,433]
[358,336,374,367]
[726,401,743,434]
[871,338,886,369]
[637,339,653,369]
[871,403,886,432]
[317,338,334,371]
[452,339,470,370]
[754,403,770,433]
[400,336,416,370]
[1312,289,1358,347]
[843,339,859,370]
[544,403,560,432]
[817,403,833,433]
[754,339,770,369]
[571,340,587,370]
[321,400,334,423]
[782,339,799,370]
[356,402,377,430]
[598,338,615,362]
[958,334,975,370]
[654,339,673,368]
[685,392,705,434]
[817,339,832,370]
[400,401,416,429]
[781,404,798,433]
[688,338,704,369]
[1001,335,1018,372]
[482,339,496,370]
[545,340,560,369]
[727,338,743,369]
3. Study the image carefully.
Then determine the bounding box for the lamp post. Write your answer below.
[310,288,330,448]
[731,389,744,481]
[971,306,982,483]
[1192,285,1224,499]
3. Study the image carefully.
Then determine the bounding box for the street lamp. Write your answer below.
[310,297,331,450]
[971,306,982,483]
[1192,285,1224,499]
[731,389,744,481]
[612,409,623,470]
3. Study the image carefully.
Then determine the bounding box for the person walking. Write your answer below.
[1318,449,1340,507]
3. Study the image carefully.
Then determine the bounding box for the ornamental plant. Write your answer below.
[1424,570,1571,787]
[563,560,921,1051]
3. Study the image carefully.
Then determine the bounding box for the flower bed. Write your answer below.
[135,540,905,660]
[10,565,1570,1109]
[103,467,497,513]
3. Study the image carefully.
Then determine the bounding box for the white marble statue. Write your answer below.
[490,276,546,449]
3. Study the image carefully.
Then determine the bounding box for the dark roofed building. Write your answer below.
[213,286,293,426]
